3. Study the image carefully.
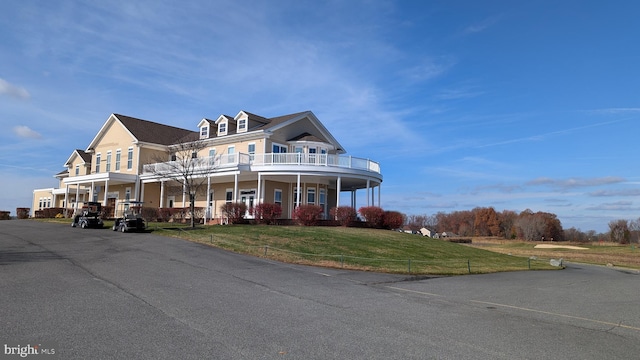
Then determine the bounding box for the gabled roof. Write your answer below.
[235,110,270,124]
[86,114,197,151]
[114,114,197,145]
[257,111,346,153]
[64,149,92,167]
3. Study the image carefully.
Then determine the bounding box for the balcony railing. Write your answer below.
[142,153,380,175]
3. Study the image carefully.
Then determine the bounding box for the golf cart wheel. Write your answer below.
[120,224,127,233]
[80,221,87,229]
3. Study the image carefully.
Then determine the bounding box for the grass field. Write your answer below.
[468,237,640,269]
[149,224,557,275]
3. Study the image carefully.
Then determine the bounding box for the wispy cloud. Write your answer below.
[0,78,30,99]
[589,189,640,197]
[527,176,625,189]
[585,201,640,211]
[463,15,503,34]
[13,125,42,139]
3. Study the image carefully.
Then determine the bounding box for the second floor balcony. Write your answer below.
[142,153,381,176]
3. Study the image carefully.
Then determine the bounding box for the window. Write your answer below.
[127,147,133,170]
[218,122,227,135]
[307,188,316,205]
[75,165,80,176]
[125,188,131,201]
[115,149,121,171]
[238,119,246,131]
[191,151,197,159]
[272,144,287,153]
[209,149,216,165]
[200,126,208,138]
[248,143,255,161]
[225,189,233,204]
[106,151,112,172]
[171,154,177,161]
[96,153,101,173]
[319,189,326,218]
[93,187,99,202]
[274,189,282,206]
[227,146,235,162]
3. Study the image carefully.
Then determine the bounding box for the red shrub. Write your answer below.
[254,203,283,225]
[383,211,405,230]
[293,204,323,226]
[358,206,385,228]
[16,208,30,219]
[329,206,357,226]
[220,202,247,224]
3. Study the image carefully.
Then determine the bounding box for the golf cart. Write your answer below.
[71,202,104,229]
[112,201,146,232]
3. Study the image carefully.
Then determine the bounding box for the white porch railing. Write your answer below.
[142,153,380,174]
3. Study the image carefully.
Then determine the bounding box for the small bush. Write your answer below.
[220,202,247,224]
[0,211,10,220]
[293,204,323,226]
[142,207,159,221]
[16,208,30,219]
[329,206,357,226]
[383,211,405,230]
[359,206,385,228]
[254,203,283,225]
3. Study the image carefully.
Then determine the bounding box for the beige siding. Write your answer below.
[93,121,137,174]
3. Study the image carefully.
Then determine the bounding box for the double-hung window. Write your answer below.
[115,149,121,171]
[274,189,282,207]
[106,151,112,172]
[96,153,101,173]
[127,147,133,170]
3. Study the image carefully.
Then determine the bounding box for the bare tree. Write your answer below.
[609,219,631,244]
[148,138,218,228]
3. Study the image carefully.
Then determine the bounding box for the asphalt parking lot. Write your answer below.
[1,220,639,359]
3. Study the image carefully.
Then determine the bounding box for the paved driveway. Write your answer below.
[1,220,639,359]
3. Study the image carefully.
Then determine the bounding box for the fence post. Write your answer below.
[408,259,411,274]
[467,259,471,273]
[210,234,213,244]
[264,245,269,257]
[341,255,344,268]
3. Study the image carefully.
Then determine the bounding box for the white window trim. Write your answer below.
[115,149,121,172]
[127,147,133,171]
[238,119,247,132]
[218,121,227,136]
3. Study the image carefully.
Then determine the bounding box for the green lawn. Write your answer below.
[152,224,557,275]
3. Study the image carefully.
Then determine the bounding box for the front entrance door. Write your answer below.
[240,189,256,219]
[107,198,116,217]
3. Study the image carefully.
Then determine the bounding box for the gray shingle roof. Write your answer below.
[114,114,197,145]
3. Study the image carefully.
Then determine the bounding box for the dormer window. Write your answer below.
[200,126,208,139]
[218,122,227,136]
[238,119,246,132]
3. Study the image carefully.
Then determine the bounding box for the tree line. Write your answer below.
[405,207,640,243]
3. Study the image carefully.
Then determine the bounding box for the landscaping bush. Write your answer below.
[0,211,10,220]
[220,202,247,224]
[383,211,405,230]
[293,204,323,226]
[142,207,159,221]
[358,206,385,228]
[329,206,357,226]
[16,208,30,219]
[253,203,282,225]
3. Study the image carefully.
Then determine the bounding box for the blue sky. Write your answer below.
[1,0,639,232]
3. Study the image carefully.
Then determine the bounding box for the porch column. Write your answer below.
[378,183,381,207]
[90,181,95,202]
[64,184,69,209]
[336,176,341,212]
[352,190,356,208]
[75,184,80,210]
[366,179,371,207]
[103,180,109,207]
[205,176,211,223]
[257,172,262,206]
[296,173,301,208]
[233,173,238,202]
[140,182,145,203]
[134,177,140,202]
[182,183,186,208]
[159,181,165,208]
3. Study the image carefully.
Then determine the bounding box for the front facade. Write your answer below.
[32,111,383,222]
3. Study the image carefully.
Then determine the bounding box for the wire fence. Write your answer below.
[176,232,559,275]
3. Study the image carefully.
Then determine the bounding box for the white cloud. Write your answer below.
[527,176,625,189]
[0,78,30,99]
[13,125,42,139]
